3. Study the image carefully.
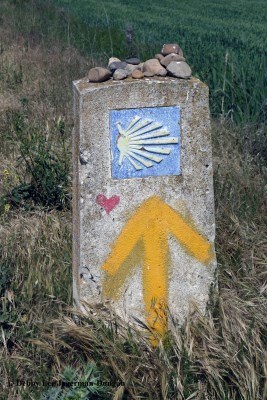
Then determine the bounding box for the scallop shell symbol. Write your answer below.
[116,115,178,170]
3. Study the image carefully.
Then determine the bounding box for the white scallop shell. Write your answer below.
[116,116,178,170]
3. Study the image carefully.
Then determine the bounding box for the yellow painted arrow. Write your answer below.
[101,196,214,343]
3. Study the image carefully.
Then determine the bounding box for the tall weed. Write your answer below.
[1,110,71,210]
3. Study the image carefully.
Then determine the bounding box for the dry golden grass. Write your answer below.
[0,4,87,398]
[0,210,72,365]
[0,37,87,151]
[34,205,266,399]
[0,1,266,399]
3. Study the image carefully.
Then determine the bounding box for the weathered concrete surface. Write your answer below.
[73,76,217,337]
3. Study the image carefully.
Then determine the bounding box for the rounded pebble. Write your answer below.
[143,59,167,76]
[160,53,185,67]
[113,69,128,80]
[88,67,112,83]
[161,43,181,56]
[125,57,140,65]
[166,61,192,79]
[154,53,164,61]
[132,70,144,79]
[158,69,167,76]
[125,63,142,74]
[144,71,154,77]
[108,57,121,67]
[109,61,127,73]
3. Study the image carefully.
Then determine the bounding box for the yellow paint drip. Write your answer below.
[101,196,214,344]
[143,218,168,341]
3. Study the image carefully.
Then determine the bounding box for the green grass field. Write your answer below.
[0,1,266,399]
[51,0,267,122]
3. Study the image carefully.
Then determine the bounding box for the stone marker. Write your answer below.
[73,76,217,341]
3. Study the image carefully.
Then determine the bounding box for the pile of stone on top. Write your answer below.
[88,43,192,83]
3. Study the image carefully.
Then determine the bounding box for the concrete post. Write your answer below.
[73,77,217,339]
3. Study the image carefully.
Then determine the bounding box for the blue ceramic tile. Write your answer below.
[110,106,180,179]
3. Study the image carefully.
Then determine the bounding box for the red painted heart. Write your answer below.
[96,194,120,214]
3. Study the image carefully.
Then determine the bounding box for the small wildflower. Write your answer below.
[4,203,10,213]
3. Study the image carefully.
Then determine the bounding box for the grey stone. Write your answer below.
[125,57,140,65]
[161,43,181,55]
[131,69,144,79]
[108,57,121,67]
[155,53,164,61]
[139,62,144,71]
[109,61,127,73]
[125,63,142,74]
[88,67,111,83]
[160,53,185,67]
[113,69,128,80]
[73,77,217,336]
[167,61,192,79]
[143,58,167,76]
[157,68,167,76]
[144,71,155,77]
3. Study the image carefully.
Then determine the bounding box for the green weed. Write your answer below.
[41,363,111,400]
[0,110,71,210]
